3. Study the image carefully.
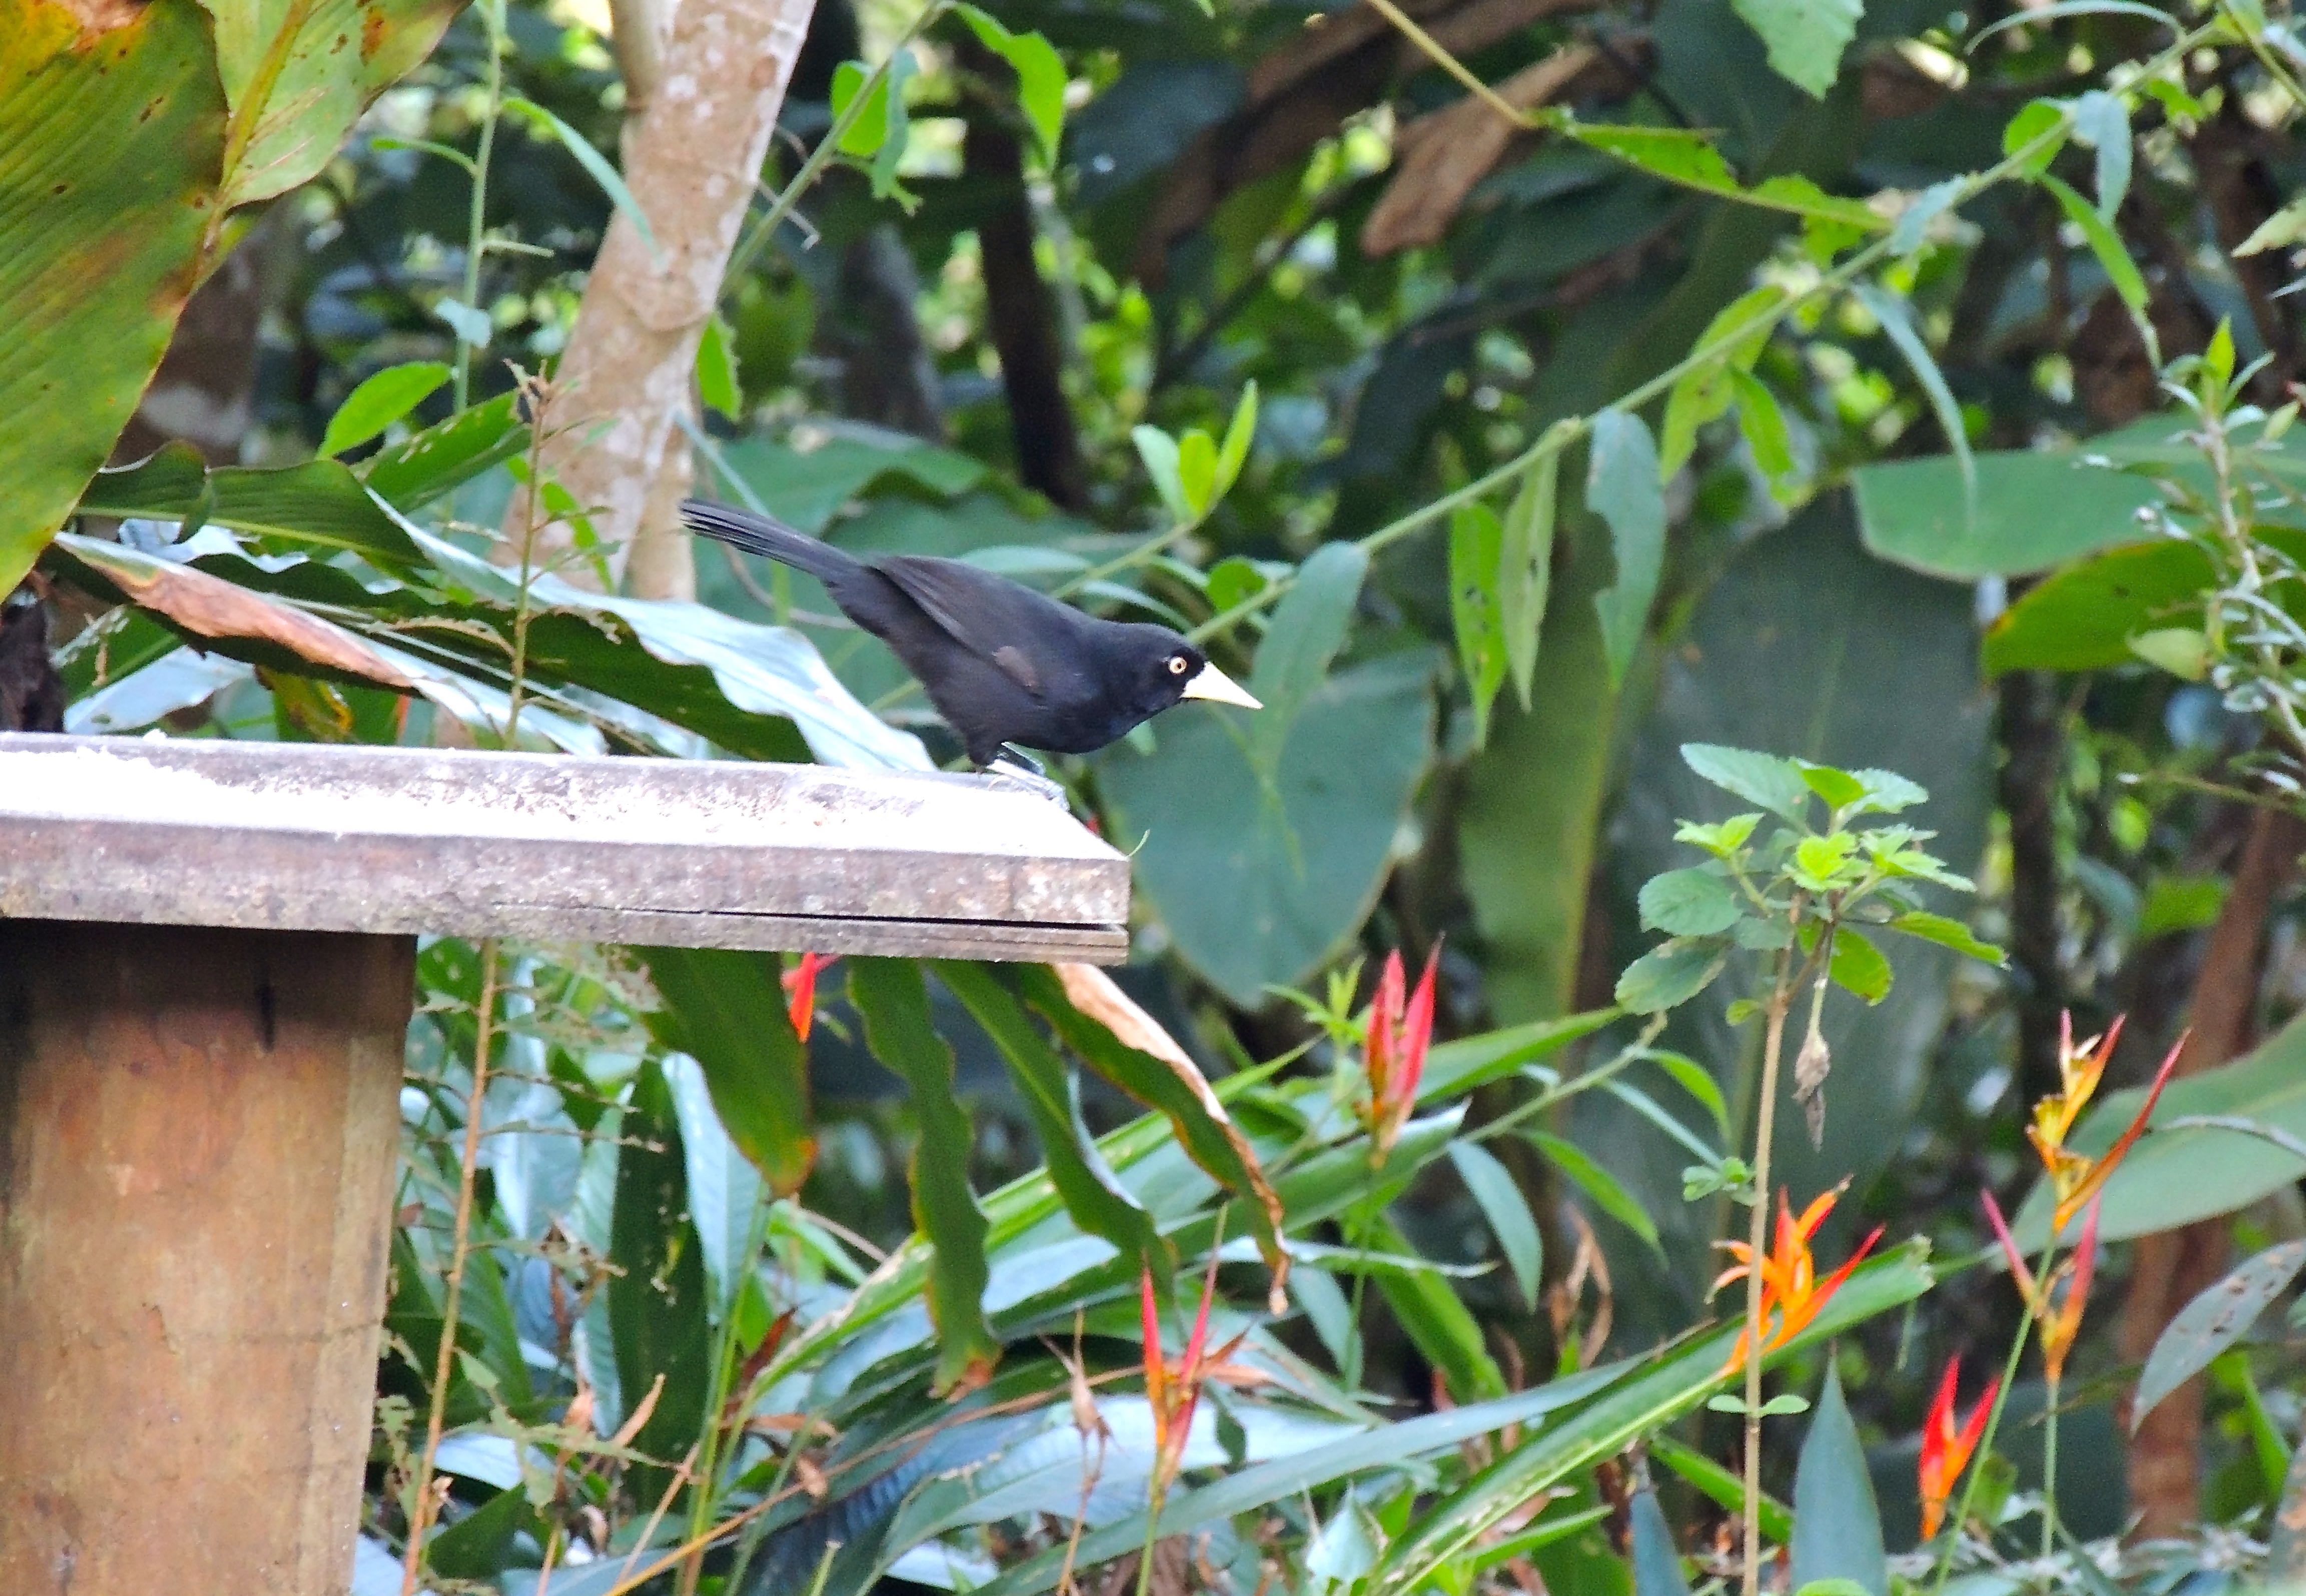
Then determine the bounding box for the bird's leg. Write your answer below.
[979,747,1067,806]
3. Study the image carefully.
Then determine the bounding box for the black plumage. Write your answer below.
[682,499,1260,766]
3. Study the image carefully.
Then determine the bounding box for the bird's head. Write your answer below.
[1119,627,1262,719]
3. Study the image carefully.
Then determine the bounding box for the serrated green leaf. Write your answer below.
[849,958,999,1394]
[1732,0,1864,97]
[954,4,1068,167]
[1683,743,1812,822]
[1639,866,1742,936]
[1828,928,1894,1003]
[1796,761,1867,810]
[1531,1131,1661,1250]
[1616,940,1728,1014]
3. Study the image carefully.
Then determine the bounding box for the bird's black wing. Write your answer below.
[872,556,1087,701]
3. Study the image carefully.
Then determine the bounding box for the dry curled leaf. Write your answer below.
[1794,1026,1831,1148]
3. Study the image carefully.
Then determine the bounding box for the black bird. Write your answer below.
[682,499,1261,768]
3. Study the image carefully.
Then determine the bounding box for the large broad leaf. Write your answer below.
[609,1060,713,1501]
[1097,545,1437,1005]
[1607,499,1990,1311]
[0,0,226,596]
[1978,530,2306,675]
[712,428,988,534]
[1854,416,2306,580]
[1460,512,1620,1021]
[638,947,815,1199]
[202,0,460,207]
[848,958,1001,1395]
[83,441,428,567]
[2132,1240,2306,1429]
[1790,1363,1888,1595]
[2012,1010,2306,1248]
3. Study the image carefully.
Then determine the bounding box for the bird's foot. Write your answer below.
[980,754,1068,807]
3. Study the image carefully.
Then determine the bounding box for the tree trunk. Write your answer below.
[508,0,819,595]
[961,78,1088,511]
[2117,805,2306,1536]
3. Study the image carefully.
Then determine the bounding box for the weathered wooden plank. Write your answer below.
[0,734,1130,961]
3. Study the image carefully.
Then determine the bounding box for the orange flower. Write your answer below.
[1918,1357,1999,1539]
[782,952,835,1042]
[1362,944,1439,1162]
[2028,1012,2184,1231]
[1714,1185,1883,1375]
[1980,1188,2101,1384]
[1141,1251,1223,1502]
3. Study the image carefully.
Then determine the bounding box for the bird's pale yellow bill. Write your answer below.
[1181,662,1261,709]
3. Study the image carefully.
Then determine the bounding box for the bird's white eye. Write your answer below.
[1168,655,1189,675]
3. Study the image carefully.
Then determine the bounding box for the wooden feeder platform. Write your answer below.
[0,732,1128,1592]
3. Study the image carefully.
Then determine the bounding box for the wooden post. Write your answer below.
[0,920,412,1594]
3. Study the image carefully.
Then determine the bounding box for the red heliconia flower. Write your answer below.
[2030,1012,2185,1232]
[1981,1188,2101,1385]
[1918,1357,2000,1540]
[1363,944,1439,1162]
[1713,1185,1882,1375]
[1141,1253,1220,1503]
[782,952,836,1043]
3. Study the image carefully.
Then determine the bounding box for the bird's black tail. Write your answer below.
[681,499,860,583]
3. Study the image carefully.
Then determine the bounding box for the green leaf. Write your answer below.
[1629,1489,1692,1596]
[1887,911,2005,965]
[1216,381,1260,499]
[1648,1050,1733,1141]
[1501,447,1559,710]
[2070,90,2132,220]
[2137,875,2229,940]
[1588,409,1665,686]
[1706,1391,1811,1416]
[1014,964,1286,1275]
[697,314,743,421]
[2042,173,2148,314]
[1178,428,1218,516]
[832,59,894,157]
[1450,503,1509,748]
[1854,284,1973,504]
[1366,1213,1510,1400]
[609,1060,714,1501]
[2001,99,2070,177]
[830,51,921,203]
[362,392,528,508]
[1730,368,1799,500]
[1568,125,1884,233]
[1650,1433,1792,1542]
[1660,287,1791,479]
[1790,1364,1888,1596]
[505,96,660,258]
[1732,0,1864,98]
[848,958,1000,1394]
[2129,626,2210,680]
[1133,425,1196,524]
[1616,940,1727,1015]
[1981,540,2217,674]
[636,947,816,1197]
[954,4,1068,167]
[1682,743,1812,823]
[1826,928,1893,1003]
[1206,556,1269,614]
[80,445,427,568]
[2133,1240,2306,1429]
[1420,1009,1622,1102]
[1530,1131,1661,1251]
[320,361,450,458]
[1370,1249,1933,1590]
[935,963,1164,1274]
[0,0,228,597]
[1098,548,1427,1006]
[1448,1142,1543,1311]
[1639,867,1742,937]
[2237,194,2306,257]
[1796,762,1867,811]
